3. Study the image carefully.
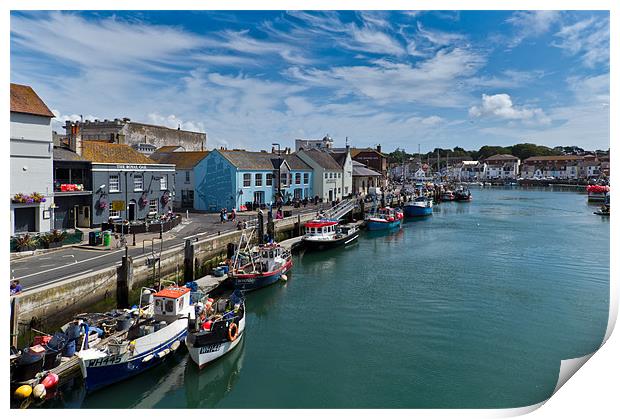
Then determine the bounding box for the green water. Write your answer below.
[46,187,609,409]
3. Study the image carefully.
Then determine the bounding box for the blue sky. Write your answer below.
[10,10,610,152]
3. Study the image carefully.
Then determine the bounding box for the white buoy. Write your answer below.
[171,341,181,351]
[142,355,154,363]
[33,384,46,400]
[281,274,288,282]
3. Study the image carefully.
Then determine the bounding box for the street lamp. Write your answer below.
[272,143,281,206]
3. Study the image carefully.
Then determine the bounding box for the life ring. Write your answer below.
[228,322,239,341]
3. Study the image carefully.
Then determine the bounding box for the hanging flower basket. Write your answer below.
[97,199,108,210]
[161,191,170,205]
[139,194,149,207]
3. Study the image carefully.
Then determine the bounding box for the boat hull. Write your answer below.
[230,259,292,291]
[302,232,359,250]
[366,219,402,231]
[403,205,432,217]
[79,327,187,393]
[186,317,246,369]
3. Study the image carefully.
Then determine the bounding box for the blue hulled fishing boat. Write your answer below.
[77,286,193,392]
[365,207,403,230]
[404,196,433,217]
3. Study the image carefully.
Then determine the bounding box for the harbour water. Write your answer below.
[43,187,609,409]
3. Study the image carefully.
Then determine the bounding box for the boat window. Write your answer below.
[178,297,184,310]
[269,251,274,258]
[165,299,174,313]
[155,299,162,310]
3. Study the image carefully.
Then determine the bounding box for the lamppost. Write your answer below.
[272,143,281,206]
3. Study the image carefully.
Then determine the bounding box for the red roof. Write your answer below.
[10,83,55,117]
[154,287,190,299]
[305,220,338,228]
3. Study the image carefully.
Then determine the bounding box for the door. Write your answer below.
[253,191,265,205]
[77,205,90,228]
[128,201,136,221]
[328,189,333,202]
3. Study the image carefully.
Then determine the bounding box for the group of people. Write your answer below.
[219,208,236,224]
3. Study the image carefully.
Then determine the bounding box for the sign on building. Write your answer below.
[111,200,125,211]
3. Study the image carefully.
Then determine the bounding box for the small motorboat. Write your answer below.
[403,196,433,217]
[302,219,359,250]
[365,207,403,230]
[77,286,194,392]
[186,290,246,369]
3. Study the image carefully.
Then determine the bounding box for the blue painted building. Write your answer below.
[195,149,313,211]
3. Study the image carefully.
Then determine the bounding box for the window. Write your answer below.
[134,174,144,191]
[295,173,301,184]
[329,173,333,179]
[185,171,191,183]
[160,176,167,190]
[243,173,251,187]
[304,173,309,184]
[109,209,120,218]
[338,188,341,194]
[109,175,120,192]
[149,199,158,213]
[324,173,328,179]
[280,173,288,186]
[266,173,273,186]
[255,173,263,187]
[338,173,341,178]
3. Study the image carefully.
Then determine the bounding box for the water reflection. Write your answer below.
[184,337,246,408]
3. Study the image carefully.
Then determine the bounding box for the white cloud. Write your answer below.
[506,11,561,47]
[469,94,551,125]
[552,17,609,68]
[416,22,465,46]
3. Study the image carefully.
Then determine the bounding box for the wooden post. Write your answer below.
[10,297,19,348]
[117,253,132,309]
[184,239,194,282]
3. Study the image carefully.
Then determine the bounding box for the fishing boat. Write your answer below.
[185,290,246,369]
[594,193,610,216]
[403,196,433,217]
[365,207,404,230]
[77,285,193,392]
[228,232,293,291]
[587,185,609,202]
[454,188,473,202]
[302,219,359,250]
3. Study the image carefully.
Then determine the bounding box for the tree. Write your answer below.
[477,145,512,160]
[510,143,555,160]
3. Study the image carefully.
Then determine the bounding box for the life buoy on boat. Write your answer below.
[228,322,239,341]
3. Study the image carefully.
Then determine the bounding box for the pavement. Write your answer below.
[10,204,325,292]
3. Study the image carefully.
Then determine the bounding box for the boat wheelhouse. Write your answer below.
[302,219,359,250]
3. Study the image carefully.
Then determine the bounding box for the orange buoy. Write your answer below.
[228,322,239,341]
[41,373,59,389]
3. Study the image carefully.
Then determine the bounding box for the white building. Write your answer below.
[458,161,487,181]
[10,83,55,234]
[297,148,345,202]
[484,154,520,179]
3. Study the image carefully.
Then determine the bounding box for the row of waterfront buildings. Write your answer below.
[10,84,388,235]
[393,153,610,182]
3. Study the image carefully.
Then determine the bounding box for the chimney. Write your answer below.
[68,123,83,156]
[377,144,382,153]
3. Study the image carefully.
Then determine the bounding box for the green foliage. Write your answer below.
[510,143,555,160]
[14,234,38,250]
[476,146,512,160]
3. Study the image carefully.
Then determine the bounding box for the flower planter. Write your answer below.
[44,242,63,249]
[16,246,37,252]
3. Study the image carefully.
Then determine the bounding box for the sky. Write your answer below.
[10,10,610,153]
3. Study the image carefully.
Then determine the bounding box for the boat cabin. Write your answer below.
[153,287,191,318]
[304,220,339,236]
